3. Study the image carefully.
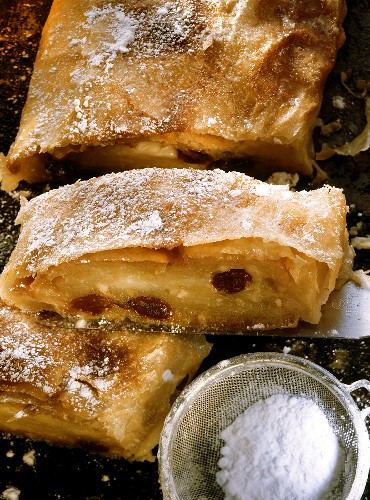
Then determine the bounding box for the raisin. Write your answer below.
[212,269,252,294]
[37,310,64,322]
[126,296,173,320]
[22,276,35,286]
[70,294,114,315]
[8,160,20,174]
[178,150,211,164]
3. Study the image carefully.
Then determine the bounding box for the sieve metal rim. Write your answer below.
[158,352,370,500]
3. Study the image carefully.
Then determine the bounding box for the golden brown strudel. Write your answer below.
[0,301,211,460]
[0,0,346,191]
[0,168,353,332]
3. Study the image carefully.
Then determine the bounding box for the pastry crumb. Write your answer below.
[351,236,370,249]
[267,172,299,190]
[22,449,36,466]
[1,487,21,500]
[332,95,345,109]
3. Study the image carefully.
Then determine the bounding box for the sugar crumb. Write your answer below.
[162,369,174,382]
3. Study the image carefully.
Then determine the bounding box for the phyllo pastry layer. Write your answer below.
[0,168,353,332]
[0,301,211,460]
[0,0,346,191]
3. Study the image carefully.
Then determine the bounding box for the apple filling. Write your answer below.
[9,239,333,332]
[57,141,211,173]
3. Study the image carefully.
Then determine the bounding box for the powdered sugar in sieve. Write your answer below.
[158,352,370,500]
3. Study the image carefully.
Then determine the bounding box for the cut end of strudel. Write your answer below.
[0,0,346,191]
[0,301,211,460]
[0,168,353,332]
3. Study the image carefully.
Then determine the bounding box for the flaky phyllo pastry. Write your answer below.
[0,168,353,332]
[0,0,346,191]
[0,301,211,460]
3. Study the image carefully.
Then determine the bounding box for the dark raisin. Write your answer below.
[9,160,20,174]
[178,150,211,164]
[70,294,114,315]
[126,296,173,320]
[212,269,252,294]
[37,310,64,322]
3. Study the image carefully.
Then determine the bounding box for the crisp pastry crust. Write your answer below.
[0,301,211,460]
[0,168,353,332]
[0,0,346,191]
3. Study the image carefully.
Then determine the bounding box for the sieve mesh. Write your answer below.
[159,353,370,500]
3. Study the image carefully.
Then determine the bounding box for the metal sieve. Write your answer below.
[158,352,370,500]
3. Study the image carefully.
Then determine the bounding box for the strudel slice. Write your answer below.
[0,301,211,460]
[0,0,346,191]
[0,168,353,332]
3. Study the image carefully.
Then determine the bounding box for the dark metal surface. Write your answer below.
[0,0,369,498]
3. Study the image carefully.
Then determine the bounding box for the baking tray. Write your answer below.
[0,1,369,498]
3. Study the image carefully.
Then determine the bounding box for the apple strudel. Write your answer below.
[0,168,353,332]
[0,0,346,191]
[0,301,211,460]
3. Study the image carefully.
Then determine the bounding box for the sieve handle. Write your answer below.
[345,379,370,420]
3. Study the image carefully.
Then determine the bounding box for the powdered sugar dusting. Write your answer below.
[0,302,211,461]
[71,97,97,135]
[9,169,347,276]
[127,210,163,236]
[79,5,139,73]
[3,0,346,179]
[0,303,130,418]
[70,2,211,73]
[0,313,62,394]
